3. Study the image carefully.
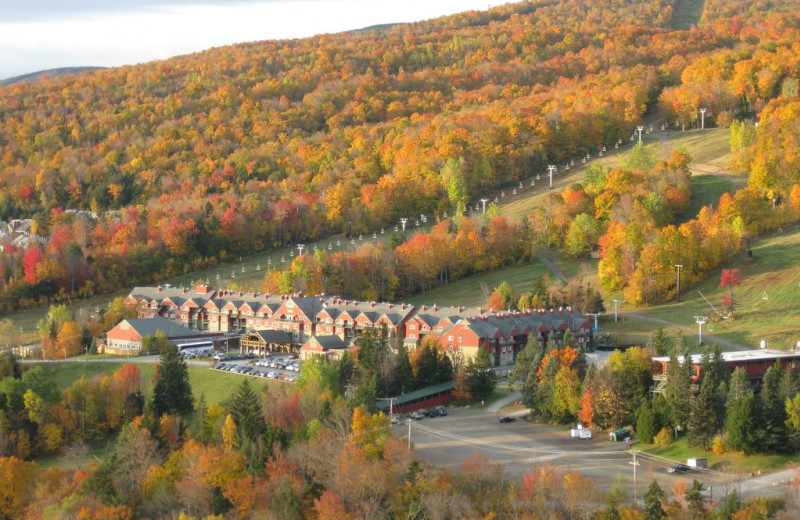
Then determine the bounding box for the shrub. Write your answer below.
[654,427,673,448]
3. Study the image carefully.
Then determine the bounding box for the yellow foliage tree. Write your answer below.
[222,414,238,452]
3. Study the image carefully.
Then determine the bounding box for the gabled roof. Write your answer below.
[109,317,203,340]
[304,334,348,351]
[246,330,293,344]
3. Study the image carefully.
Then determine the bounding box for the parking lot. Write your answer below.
[394,406,758,498]
[212,354,302,383]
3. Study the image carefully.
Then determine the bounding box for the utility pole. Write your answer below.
[636,125,644,144]
[629,450,640,504]
[699,108,707,130]
[694,316,707,345]
[547,165,557,189]
[612,299,621,322]
[674,264,683,302]
[407,418,412,451]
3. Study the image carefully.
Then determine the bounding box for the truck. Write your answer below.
[570,423,592,439]
[687,457,708,470]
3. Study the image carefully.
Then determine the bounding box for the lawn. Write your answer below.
[639,436,796,475]
[28,361,260,407]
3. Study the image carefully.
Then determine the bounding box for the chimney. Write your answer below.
[550,309,555,314]
[477,307,482,315]
[421,305,426,311]
[157,285,162,292]
[401,303,405,310]
[182,287,187,294]
[457,305,462,313]
[345,300,349,305]
[388,303,393,309]
[490,309,495,314]
[370,302,375,308]
[433,303,438,311]
[559,307,563,313]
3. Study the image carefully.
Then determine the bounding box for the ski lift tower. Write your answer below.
[585,312,603,332]
[694,316,708,345]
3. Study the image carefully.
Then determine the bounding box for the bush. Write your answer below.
[654,427,673,448]
[712,435,725,455]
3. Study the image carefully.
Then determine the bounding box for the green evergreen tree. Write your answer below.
[466,347,496,402]
[760,361,788,451]
[636,400,656,444]
[229,379,266,442]
[685,480,707,516]
[192,393,213,444]
[689,373,717,450]
[151,338,193,416]
[665,349,690,433]
[643,480,666,520]
[650,327,670,356]
[725,368,759,454]
[337,351,355,387]
[393,346,415,394]
[510,334,544,386]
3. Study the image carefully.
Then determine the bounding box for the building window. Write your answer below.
[448,335,453,341]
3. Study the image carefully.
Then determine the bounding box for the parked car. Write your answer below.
[499,416,517,423]
[435,406,448,416]
[389,414,401,425]
[667,464,690,474]
[409,410,424,420]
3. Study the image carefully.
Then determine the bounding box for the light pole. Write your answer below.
[547,165,557,189]
[636,126,644,144]
[297,244,305,257]
[674,264,683,303]
[612,299,621,322]
[399,218,409,232]
[694,316,707,345]
[699,108,707,130]
[480,198,489,214]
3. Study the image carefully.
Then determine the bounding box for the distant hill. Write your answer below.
[0,66,106,87]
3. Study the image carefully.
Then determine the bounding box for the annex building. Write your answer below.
[124,283,592,366]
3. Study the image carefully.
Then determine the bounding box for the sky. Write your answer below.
[0,0,498,80]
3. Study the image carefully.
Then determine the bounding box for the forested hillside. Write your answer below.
[0,0,799,312]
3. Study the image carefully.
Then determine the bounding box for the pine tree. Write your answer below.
[393,346,414,394]
[689,375,716,449]
[636,400,656,444]
[725,368,758,454]
[643,480,666,520]
[760,361,788,451]
[467,347,496,402]
[665,350,690,433]
[229,379,266,443]
[151,339,193,417]
[650,327,670,356]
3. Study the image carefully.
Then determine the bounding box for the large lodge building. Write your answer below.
[124,283,593,366]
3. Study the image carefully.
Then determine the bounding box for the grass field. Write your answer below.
[671,0,706,30]
[404,253,598,308]
[640,436,795,474]
[30,361,261,407]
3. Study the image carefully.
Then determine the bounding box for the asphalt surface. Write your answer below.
[399,406,799,501]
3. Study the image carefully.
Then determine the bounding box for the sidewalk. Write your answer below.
[487,390,524,413]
